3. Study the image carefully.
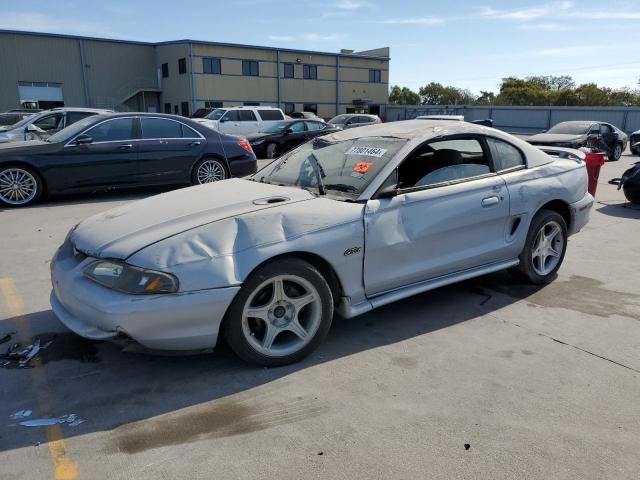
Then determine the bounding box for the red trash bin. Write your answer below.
[583,151,606,198]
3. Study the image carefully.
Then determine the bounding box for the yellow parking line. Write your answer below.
[0,277,77,480]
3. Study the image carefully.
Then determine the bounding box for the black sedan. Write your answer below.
[527,121,628,161]
[246,119,339,159]
[0,113,256,207]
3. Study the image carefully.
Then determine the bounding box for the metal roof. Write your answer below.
[0,29,390,60]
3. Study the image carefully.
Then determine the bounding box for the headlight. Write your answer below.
[83,260,179,294]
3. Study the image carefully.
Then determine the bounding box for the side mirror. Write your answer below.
[219,117,227,123]
[375,184,398,199]
[74,134,93,145]
[284,128,293,135]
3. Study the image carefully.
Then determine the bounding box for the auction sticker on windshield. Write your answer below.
[346,146,387,157]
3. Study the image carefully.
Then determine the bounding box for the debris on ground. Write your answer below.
[0,332,15,345]
[18,414,85,428]
[464,443,471,450]
[0,337,52,369]
[10,410,32,420]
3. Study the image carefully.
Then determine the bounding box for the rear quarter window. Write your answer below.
[258,110,285,121]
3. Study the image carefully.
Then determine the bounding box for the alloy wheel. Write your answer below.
[614,144,622,160]
[0,168,38,205]
[196,159,226,184]
[531,220,564,276]
[241,275,322,357]
[266,143,278,159]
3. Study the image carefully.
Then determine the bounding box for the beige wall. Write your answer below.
[155,43,192,114]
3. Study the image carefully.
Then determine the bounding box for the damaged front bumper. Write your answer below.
[49,242,240,351]
[568,192,594,235]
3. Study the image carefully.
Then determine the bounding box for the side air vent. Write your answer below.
[510,217,522,236]
[253,196,290,205]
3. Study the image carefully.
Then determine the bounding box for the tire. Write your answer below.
[0,165,43,208]
[631,147,639,156]
[265,143,278,160]
[514,209,568,285]
[223,258,334,366]
[608,143,623,161]
[191,157,228,185]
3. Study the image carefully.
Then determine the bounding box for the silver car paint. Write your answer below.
[52,121,592,350]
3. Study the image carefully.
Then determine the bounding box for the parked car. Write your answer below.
[416,115,494,127]
[288,111,323,120]
[630,129,639,155]
[50,120,592,366]
[247,119,339,159]
[328,114,381,130]
[0,108,112,144]
[0,112,35,127]
[527,121,627,161]
[191,107,215,119]
[194,106,286,135]
[8,108,43,113]
[0,113,256,207]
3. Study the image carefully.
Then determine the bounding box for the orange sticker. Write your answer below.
[352,162,373,173]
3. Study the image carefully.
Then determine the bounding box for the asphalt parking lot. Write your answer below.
[1,155,639,480]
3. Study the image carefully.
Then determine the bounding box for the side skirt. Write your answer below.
[337,258,520,319]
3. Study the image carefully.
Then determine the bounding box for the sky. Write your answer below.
[1,0,639,94]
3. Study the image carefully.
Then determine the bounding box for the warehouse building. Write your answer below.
[0,30,390,119]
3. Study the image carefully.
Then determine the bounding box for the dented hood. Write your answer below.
[71,178,315,259]
[527,133,585,144]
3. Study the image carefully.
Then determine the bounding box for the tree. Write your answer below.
[418,82,476,105]
[388,85,421,105]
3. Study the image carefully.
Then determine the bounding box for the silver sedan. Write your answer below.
[50,120,593,366]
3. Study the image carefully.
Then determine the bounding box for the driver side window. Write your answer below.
[34,113,64,131]
[589,124,601,134]
[397,137,492,189]
[289,122,306,133]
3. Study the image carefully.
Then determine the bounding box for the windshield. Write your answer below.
[328,114,351,125]
[547,122,591,135]
[254,136,408,198]
[264,121,292,133]
[204,109,227,120]
[47,116,103,143]
[4,112,46,130]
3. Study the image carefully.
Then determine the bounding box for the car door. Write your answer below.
[56,117,140,189]
[137,117,205,185]
[25,112,65,140]
[238,110,260,134]
[218,110,240,134]
[281,121,308,152]
[363,136,510,296]
[600,124,618,153]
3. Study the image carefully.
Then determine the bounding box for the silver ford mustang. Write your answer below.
[50,120,593,366]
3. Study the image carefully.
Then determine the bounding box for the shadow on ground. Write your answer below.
[0,271,555,454]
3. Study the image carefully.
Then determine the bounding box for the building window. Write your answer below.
[303,103,318,115]
[242,60,259,76]
[283,63,294,78]
[181,102,189,116]
[203,57,221,74]
[284,103,295,115]
[303,64,317,80]
[205,101,223,108]
[244,102,260,106]
[174,105,179,114]
[164,103,171,114]
[161,63,169,78]
[178,58,187,75]
[369,69,381,83]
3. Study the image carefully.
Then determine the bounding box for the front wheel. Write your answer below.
[514,210,568,285]
[265,143,278,159]
[608,143,623,161]
[0,166,43,207]
[191,158,228,185]
[223,259,334,366]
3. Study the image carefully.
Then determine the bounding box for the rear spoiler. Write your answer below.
[536,146,586,162]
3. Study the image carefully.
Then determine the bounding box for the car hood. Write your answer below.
[71,179,316,259]
[528,133,585,144]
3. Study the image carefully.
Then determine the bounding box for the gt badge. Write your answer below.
[344,246,362,256]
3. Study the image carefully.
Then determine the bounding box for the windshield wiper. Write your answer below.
[324,183,358,193]
[309,152,326,196]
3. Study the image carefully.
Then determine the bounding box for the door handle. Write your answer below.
[118,144,133,150]
[481,196,500,207]
[188,141,202,147]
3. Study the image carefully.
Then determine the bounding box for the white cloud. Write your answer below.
[518,22,577,31]
[479,2,574,21]
[380,17,444,25]
[268,35,295,42]
[537,45,601,57]
[335,0,375,11]
[322,0,376,18]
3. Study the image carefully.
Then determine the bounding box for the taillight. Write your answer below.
[238,138,254,155]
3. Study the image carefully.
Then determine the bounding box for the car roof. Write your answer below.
[49,107,114,113]
[322,119,485,142]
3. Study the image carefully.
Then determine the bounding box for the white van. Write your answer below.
[194,106,286,135]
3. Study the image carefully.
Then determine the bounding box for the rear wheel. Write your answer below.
[514,210,567,285]
[191,158,227,185]
[0,166,43,207]
[224,258,334,366]
[608,143,623,161]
